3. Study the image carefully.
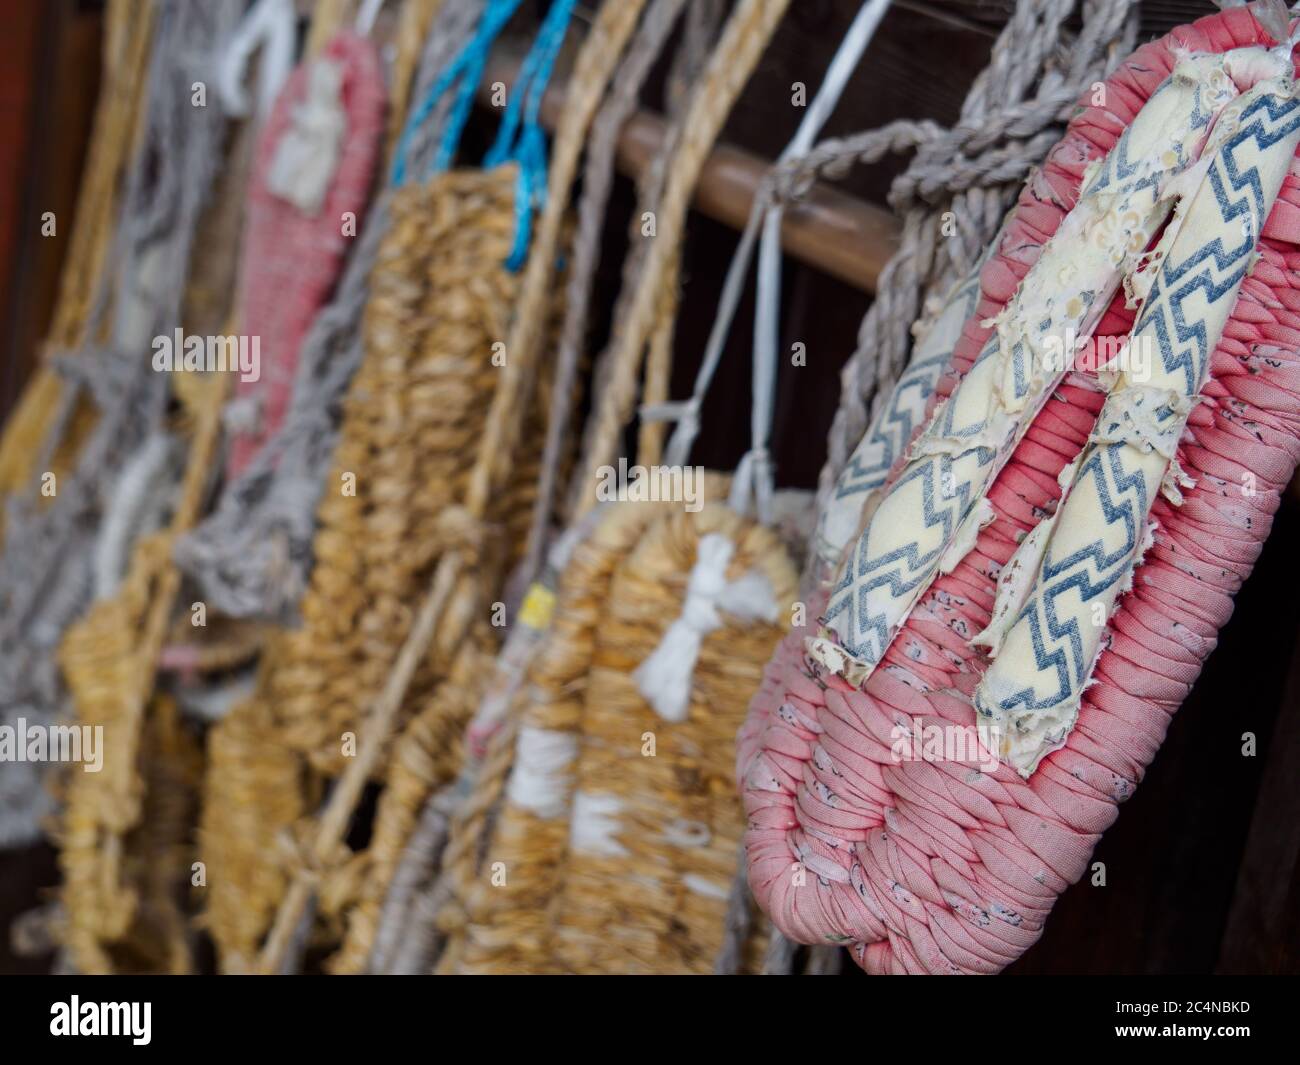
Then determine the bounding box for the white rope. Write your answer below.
[505,726,579,819]
[355,0,387,37]
[216,0,297,119]
[734,0,893,522]
[651,0,894,523]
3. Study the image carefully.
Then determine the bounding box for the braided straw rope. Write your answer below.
[522,0,715,586]
[326,628,495,973]
[58,369,229,973]
[0,0,154,528]
[428,673,525,973]
[248,0,656,974]
[636,247,682,466]
[571,0,794,518]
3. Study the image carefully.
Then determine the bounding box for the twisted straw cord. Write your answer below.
[522,0,694,585]
[571,0,795,520]
[465,0,653,517]
[305,0,351,57]
[383,0,449,166]
[430,705,522,973]
[636,248,682,465]
[558,0,723,525]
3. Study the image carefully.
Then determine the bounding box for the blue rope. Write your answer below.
[389,0,576,272]
[484,0,576,271]
[389,0,525,188]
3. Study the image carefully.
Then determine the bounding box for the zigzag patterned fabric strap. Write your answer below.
[975,75,1300,776]
[813,243,989,570]
[816,52,1247,681]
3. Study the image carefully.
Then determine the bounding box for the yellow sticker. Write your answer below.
[518,582,556,631]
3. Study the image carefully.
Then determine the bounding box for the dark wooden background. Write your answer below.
[2,0,1295,975]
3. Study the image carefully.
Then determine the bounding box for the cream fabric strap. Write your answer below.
[817,51,1249,683]
[812,229,999,569]
[975,71,1300,775]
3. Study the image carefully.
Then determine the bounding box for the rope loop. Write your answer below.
[483,0,578,270]
[389,0,525,187]
[390,0,576,271]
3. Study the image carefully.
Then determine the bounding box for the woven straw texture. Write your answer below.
[200,163,561,971]
[441,493,795,974]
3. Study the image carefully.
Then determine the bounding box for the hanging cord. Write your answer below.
[391,0,522,183]
[354,0,387,37]
[397,0,491,175]
[631,7,727,467]
[216,0,297,118]
[518,0,700,591]
[627,0,890,748]
[567,0,795,522]
[813,0,1135,509]
[254,0,651,975]
[733,1,894,522]
[379,0,454,164]
[390,0,576,269]
[579,0,724,474]
[646,0,892,525]
[390,0,526,185]
[483,0,578,269]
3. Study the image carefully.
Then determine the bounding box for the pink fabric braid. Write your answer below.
[738,8,1300,974]
[226,32,386,479]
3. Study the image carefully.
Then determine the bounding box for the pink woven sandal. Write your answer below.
[739,5,1300,974]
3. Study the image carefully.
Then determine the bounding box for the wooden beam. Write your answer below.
[480,43,1300,501]
[480,54,902,294]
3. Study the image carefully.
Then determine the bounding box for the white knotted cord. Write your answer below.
[633,532,778,721]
